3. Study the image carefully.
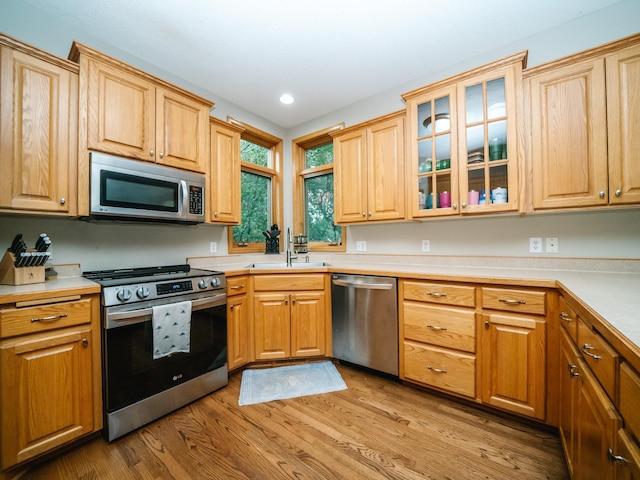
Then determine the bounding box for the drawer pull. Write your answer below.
[567,363,579,378]
[31,312,68,323]
[607,448,628,464]
[427,292,447,298]
[426,365,447,373]
[582,344,602,360]
[230,285,245,289]
[426,325,447,331]
[559,312,572,322]
[499,298,526,305]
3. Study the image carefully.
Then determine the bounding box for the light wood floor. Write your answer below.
[21,362,569,479]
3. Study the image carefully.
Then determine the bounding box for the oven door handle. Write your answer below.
[106,293,227,325]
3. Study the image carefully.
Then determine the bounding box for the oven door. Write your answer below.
[103,292,227,413]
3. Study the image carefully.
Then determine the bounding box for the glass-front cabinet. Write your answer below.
[403,52,527,219]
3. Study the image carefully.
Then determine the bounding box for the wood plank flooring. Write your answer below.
[19,362,569,479]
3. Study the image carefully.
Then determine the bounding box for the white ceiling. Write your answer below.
[23,0,622,129]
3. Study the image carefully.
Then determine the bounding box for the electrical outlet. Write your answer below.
[529,237,542,253]
[356,241,366,252]
[209,242,217,253]
[546,237,559,253]
[421,240,430,252]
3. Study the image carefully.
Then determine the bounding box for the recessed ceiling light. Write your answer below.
[280,94,294,104]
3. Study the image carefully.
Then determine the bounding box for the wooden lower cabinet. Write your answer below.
[227,276,251,371]
[253,291,326,360]
[480,312,546,420]
[0,295,101,472]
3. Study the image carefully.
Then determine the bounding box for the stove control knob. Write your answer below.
[116,288,132,302]
[198,279,209,289]
[136,287,150,299]
[211,277,221,288]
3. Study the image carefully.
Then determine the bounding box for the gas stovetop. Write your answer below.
[83,264,226,306]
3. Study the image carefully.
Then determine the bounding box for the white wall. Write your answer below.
[1,0,639,272]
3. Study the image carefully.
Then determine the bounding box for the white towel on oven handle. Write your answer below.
[152,300,192,359]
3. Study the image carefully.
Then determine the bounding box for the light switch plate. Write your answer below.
[422,240,430,252]
[356,241,366,252]
[210,242,217,253]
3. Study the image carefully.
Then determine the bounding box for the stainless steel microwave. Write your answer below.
[89,152,205,224]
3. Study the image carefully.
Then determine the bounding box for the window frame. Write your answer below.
[292,124,346,252]
[227,117,283,254]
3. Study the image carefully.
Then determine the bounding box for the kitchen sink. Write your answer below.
[245,262,331,269]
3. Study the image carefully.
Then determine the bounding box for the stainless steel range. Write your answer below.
[83,264,227,441]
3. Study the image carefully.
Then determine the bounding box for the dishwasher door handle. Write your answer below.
[332,278,395,290]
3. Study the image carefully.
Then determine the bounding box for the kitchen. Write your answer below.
[1,0,640,478]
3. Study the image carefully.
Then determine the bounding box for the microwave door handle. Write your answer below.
[179,180,188,215]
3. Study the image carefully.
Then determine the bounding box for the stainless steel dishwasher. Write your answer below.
[331,274,398,376]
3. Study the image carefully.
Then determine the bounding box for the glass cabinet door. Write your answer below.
[458,72,518,212]
[413,87,457,216]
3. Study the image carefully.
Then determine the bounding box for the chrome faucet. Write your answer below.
[286,227,298,266]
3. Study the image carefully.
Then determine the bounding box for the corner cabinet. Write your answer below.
[252,274,330,360]
[0,292,102,473]
[403,52,526,218]
[332,111,405,224]
[0,34,78,215]
[208,118,243,224]
[524,33,640,210]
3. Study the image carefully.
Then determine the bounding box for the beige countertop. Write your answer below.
[190,254,640,357]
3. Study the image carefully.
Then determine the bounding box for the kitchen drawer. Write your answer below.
[0,298,92,339]
[253,274,325,292]
[227,275,248,296]
[482,287,546,315]
[403,302,476,353]
[577,317,619,402]
[403,341,475,398]
[558,295,578,343]
[402,281,475,307]
[620,362,640,441]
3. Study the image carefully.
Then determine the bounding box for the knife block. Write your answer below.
[0,250,46,286]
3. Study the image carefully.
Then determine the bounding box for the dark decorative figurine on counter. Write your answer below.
[264,224,280,254]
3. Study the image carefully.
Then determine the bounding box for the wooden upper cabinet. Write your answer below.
[332,111,405,224]
[525,33,640,210]
[208,118,243,224]
[403,52,526,218]
[0,34,78,215]
[85,58,155,162]
[155,87,209,172]
[71,42,212,174]
[606,42,640,205]
[526,57,608,209]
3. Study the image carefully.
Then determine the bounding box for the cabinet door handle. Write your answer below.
[150,150,155,157]
[499,298,526,305]
[230,285,245,290]
[82,338,89,347]
[599,190,606,198]
[461,202,467,209]
[607,448,628,464]
[426,324,447,331]
[427,292,447,298]
[567,363,579,377]
[559,312,572,322]
[452,203,457,210]
[230,304,234,310]
[615,189,622,197]
[159,152,164,158]
[59,197,66,205]
[485,321,490,329]
[291,298,296,304]
[582,344,602,360]
[31,312,68,323]
[426,365,447,373]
